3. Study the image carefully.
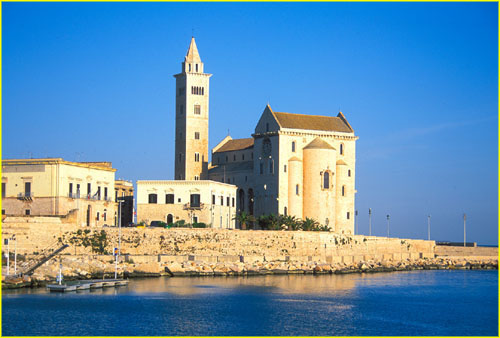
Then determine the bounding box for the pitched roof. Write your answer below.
[272,111,353,133]
[214,138,254,153]
[304,138,336,150]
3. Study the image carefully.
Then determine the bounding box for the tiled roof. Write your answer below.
[273,111,353,133]
[215,138,254,153]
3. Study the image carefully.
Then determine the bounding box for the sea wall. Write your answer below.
[435,245,498,258]
[2,217,435,264]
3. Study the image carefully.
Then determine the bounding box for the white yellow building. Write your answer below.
[136,180,237,228]
[209,104,358,234]
[1,158,117,227]
[138,37,358,234]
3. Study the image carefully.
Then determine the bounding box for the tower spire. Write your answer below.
[185,37,201,63]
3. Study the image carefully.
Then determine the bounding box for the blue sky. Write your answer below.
[2,3,497,244]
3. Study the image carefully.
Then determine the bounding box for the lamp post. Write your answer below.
[368,208,372,236]
[427,215,431,241]
[463,213,467,247]
[386,214,390,237]
[118,200,123,256]
[355,210,358,235]
[5,238,10,276]
[13,235,17,275]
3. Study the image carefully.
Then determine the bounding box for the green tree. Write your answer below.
[301,217,320,231]
[233,211,256,230]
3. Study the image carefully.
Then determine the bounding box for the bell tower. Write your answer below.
[174,37,211,180]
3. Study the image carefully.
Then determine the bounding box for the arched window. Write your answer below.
[292,141,296,152]
[342,186,345,196]
[340,143,344,155]
[324,172,330,189]
[167,214,173,224]
[348,169,351,177]
[266,123,269,132]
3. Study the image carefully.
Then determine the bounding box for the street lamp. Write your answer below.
[427,215,431,241]
[355,210,358,235]
[463,213,467,247]
[368,208,372,236]
[386,215,390,237]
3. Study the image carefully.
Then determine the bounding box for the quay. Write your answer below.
[47,279,129,292]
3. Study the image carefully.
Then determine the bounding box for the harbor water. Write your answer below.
[2,270,498,336]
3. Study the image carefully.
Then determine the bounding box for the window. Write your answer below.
[232,197,235,207]
[260,163,264,175]
[195,176,199,180]
[1,210,5,215]
[233,155,236,161]
[25,182,31,195]
[251,153,253,159]
[342,186,345,196]
[25,209,31,216]
[189,64,191,72]
[115,191,118,201]
[193,216,199,224]
[348,169,351,177]
[96,212,100,221]
[69,183,73,194]
[212,195,216,204]
[179,153,182,163]
[292,141,296,152]
[103,210,107,221]
[166,194,175,204]
[195,153,200,162]
[76,184,80,196]
[148,194,158,204]
[284,207,287,216]
[245,176,248,182]
[266,123,269,132]
[347,212,350,220]
[2,182,5,198]
[226,156,228,162]
[220,196,224,206]
[242,154,245,161]
[195,132,200,140]
[284,165,287,173]
[269,159,274,174]
[97,187,101,200]
[179,104,184,115]
[227,178,230,184]
[340,143,344,155]
[226,197,230,206]
[194,105,201,115]
[202,87,204,95]
[324,172,330,189]
[190,194,200,207]
[196,64,199,72]
[296,184,299,195]
[104,187,108,200]
[167,214,173,224]
[178,198,181,203]
[87,183,91,197]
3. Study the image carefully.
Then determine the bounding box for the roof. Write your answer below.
[208,161,253,174]
[2,158,117,172]
[271,110,354,133]
[185,37,201,63]
[288,156,302,162]
[214,138,254,153]
[303,138,336,150]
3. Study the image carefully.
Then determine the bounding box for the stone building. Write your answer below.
[209,104,358,234]
[138,37,358,234]
[136,180,237,228]
[1,158,117,227]
[115,179,134,226]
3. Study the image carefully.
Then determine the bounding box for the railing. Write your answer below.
[183,202,204,210]
[17,240,69,276]
[68,192,81,199]
[17,192,34,198]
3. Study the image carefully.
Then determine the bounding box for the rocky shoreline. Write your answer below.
[2,256,497,290]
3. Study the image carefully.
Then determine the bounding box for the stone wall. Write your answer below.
[2,217,435,264]
[435,245,498,258]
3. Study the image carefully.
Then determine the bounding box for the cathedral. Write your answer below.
[137,37,358,234]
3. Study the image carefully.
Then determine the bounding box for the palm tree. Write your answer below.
[233,211,255,230]
[301,217,319,231]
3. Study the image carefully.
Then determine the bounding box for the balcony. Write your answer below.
[68,192,81,199]
[17,192,34,201]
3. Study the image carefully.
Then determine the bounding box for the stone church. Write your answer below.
[137,37,358,234]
